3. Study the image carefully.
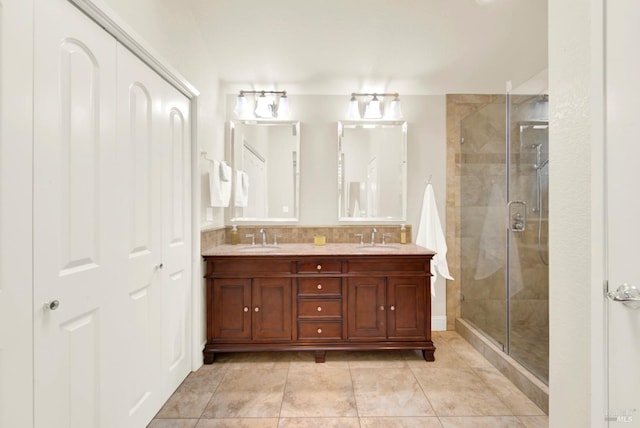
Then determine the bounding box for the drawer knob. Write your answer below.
[390,305,396,311]
[380,305,385,311]
[317,306,322,312]
[317,284,322,290]
[317,328,323,334]
[316,264,322,270]
[254,307,260,312]
[244,306,249,312]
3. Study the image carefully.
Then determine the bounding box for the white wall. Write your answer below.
[548,0,605,426]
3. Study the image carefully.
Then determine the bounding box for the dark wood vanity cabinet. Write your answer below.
[203,252,435,364]
[347,276,426,340]
[211,277,291,341]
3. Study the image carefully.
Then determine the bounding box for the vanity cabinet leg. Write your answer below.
[422,349,435,362]
[315,350,326,363]
[203,350,216,364]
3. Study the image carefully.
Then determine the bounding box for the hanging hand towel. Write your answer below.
[209,159,231,207]
[219,160,231,182]
[234,170,250,207]
[416,183,454,294]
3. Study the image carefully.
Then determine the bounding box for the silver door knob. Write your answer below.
[390,305,396,311]
[608,284,640,309]
[45,300,60,311]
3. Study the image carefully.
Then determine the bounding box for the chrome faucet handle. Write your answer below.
[371,228,377,245]
[273,234,279,246]
[245,234,255,245]
[354,233,364,246]
[382,233,392,245]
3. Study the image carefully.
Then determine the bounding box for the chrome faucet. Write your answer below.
[370,228,377,245]
[259,228,267,246]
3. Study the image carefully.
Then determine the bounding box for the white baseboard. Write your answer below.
[431,316,447,331]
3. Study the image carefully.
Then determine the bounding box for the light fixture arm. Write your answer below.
[351,92,399,98]
[239,90,287,97]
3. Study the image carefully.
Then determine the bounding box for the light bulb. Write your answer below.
[277,94,290,118]
[234,93,247,117]
[347,96,360,119]
[385,96,403,119]
[254,92,273,118]
[363,95,382,119]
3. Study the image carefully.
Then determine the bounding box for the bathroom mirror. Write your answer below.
[338,120,407,222]
[229,120,300,222]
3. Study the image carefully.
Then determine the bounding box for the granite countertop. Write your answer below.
[202,242,436,257]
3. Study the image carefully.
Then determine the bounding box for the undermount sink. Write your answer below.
[358,245,399,251]
[237,245,281,252]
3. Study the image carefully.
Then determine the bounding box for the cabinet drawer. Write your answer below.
[297,299,342,318]
[297,260,342,274]
[297,278,342,297]
[297,321,343,340]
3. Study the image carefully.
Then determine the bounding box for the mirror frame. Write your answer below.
[228,119,301,223]
[337,120,407,222]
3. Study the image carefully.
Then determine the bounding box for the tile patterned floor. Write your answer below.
[147,331,548,428]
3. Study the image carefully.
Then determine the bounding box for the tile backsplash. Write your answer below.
[201,225,412,252]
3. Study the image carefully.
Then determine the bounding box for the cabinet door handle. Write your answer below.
[254,307,260,312]
[243,306,249,312]
[317,328,323,334]
[380,305,385,311]
[317,306,322,312]
[390,305,396,311]
[317,284,322,290]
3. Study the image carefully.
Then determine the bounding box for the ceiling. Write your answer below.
[186,0,548,95]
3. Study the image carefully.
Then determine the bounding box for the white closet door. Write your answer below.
[116,45,165,426]
[159,80,192,395]
[33,0,120,426]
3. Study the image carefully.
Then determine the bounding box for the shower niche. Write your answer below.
[458,94,549,384]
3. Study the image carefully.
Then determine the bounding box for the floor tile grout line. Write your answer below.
[197,361,232,421]
[407,363,443,426]
[276,361,292,423]
[346,362,364,427]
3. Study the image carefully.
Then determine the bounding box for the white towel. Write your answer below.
[219,161,231,182]
[209,160,231,207]
[234,170,250,207]
[416,183,454,294]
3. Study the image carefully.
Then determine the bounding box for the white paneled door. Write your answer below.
[605,0,640,426]
[33,0,192,426]
[33,0,118,425]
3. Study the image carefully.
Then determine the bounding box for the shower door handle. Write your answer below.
[608,284,640,309]
[508,200,526,232]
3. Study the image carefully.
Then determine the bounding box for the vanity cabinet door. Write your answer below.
[387,277,426,339]
[347,277,387,339]
[252,278,292,340]
[212,278,252,340]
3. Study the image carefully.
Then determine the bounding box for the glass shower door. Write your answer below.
[459,99,508,349]
[507,94,549,383]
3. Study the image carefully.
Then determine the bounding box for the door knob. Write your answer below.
[608,283,640,309]
[44,300,60,311]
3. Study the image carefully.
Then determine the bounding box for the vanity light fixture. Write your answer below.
[233,90,290,119]
[348,92,403,120]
